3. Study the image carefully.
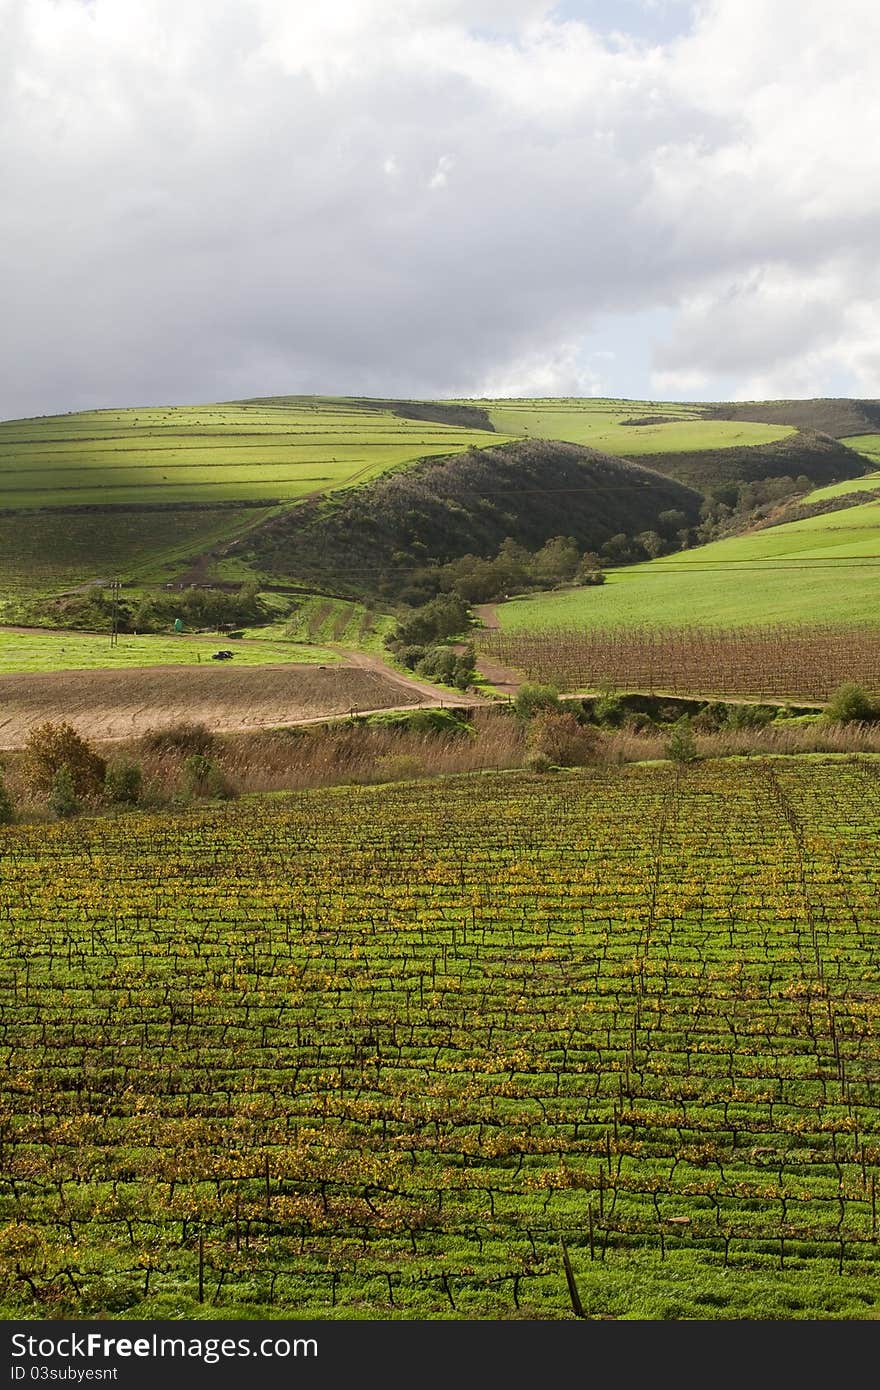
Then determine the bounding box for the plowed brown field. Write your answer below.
[0,662,432,748]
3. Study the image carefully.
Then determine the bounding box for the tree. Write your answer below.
[635,530,665,560]
[514,683,561,719]
[530,536,580,586]
[666,716,698,764]
[825,683,879,724]
[23,722,106,802]
[49,764,80,818]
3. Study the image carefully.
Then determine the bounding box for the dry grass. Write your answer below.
[5,709,880,821]
[599,719,880,764]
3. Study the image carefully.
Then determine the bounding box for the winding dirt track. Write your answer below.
[0,656,482,749]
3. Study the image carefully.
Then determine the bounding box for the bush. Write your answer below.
[666,716,698,764]
[522,749,553,773]
[105,761,143,805]
[367,708,473,737]
[526,711,598,767]
[23,721,106,801]
[691,701,728,733]
[49,764,80,818]
[592,693,625,726]
[141,722,216,756]
[825,682,880,724]
[513,683,560,719]
[726,703,777,730]
[180,754,234,800]
[417,643,476,691]
[0,774,13,824]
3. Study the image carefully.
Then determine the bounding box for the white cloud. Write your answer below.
[1,0,879,417]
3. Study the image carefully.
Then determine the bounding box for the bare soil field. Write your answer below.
[0,662,443,748]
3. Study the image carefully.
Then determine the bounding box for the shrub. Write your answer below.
[417,643,476,691]
[522,749,553,773]
[526,710,598,767]
[180,754,234,800]
[592,693,625,726]
[49,764,80,818]
[513,683,560,719]
[0,774,13,824]
[141,722,216,756]
[825,683,880,724]
[666,716,698,764]
[105,761,143,805]
[691,702,728,733]
[23,722,106,801]
[726,704,777,730]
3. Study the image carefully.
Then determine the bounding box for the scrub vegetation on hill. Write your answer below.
[240,438,703,601]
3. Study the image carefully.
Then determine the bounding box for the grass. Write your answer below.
[0,508,271,612]
[465,398,794,455]
[790,470,880,503]
[0,628,338,673]
[0,399,504,511]
[1,758,879,1319]
[0,398,506,609]
[841,434,880,464]
[495,489,880,631]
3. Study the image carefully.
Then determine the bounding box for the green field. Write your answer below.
[794,471,880,504]
[468,399,794,456]
[281,595,391,648]
[842,435,880,466]
[1,759,879,1320]
[0,628,337,674]
[0,508,272,613]
[495,491,880,631]
[0,399,505,611]
[0,400,503,510]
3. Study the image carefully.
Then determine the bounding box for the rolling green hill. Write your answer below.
[1,393,876,632]
[492,482,880,631]
[477,398,794,455]
[0,398,504,611]
[708,397,880,438]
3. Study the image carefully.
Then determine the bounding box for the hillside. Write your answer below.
[0,392,875,625]
[239,438,704,598]
[0,397,503,608]
[708,397,880,438]
[488,474,880,632]
[632,428,864,493]
[477,397,794,456]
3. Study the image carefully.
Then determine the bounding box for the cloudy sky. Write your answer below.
[2,0,879,419]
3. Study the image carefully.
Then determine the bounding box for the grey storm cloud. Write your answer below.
[1,0,879,418]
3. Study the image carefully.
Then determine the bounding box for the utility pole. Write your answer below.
[109,578,121,648]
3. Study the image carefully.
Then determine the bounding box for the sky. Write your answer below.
[1,0,879,419]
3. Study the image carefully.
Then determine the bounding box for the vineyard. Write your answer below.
[478,624,880,702]
[1,760,879,1319]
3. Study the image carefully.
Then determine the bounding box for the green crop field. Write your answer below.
[0,629,337,674]
[0,400,503,511]
[465,399,794,455]
[493,492,880,632]
[842,435,880,466]
[0,399,506,610]
[794,471,880,504]
[1,759,879,1320]
[0,508,271,615]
